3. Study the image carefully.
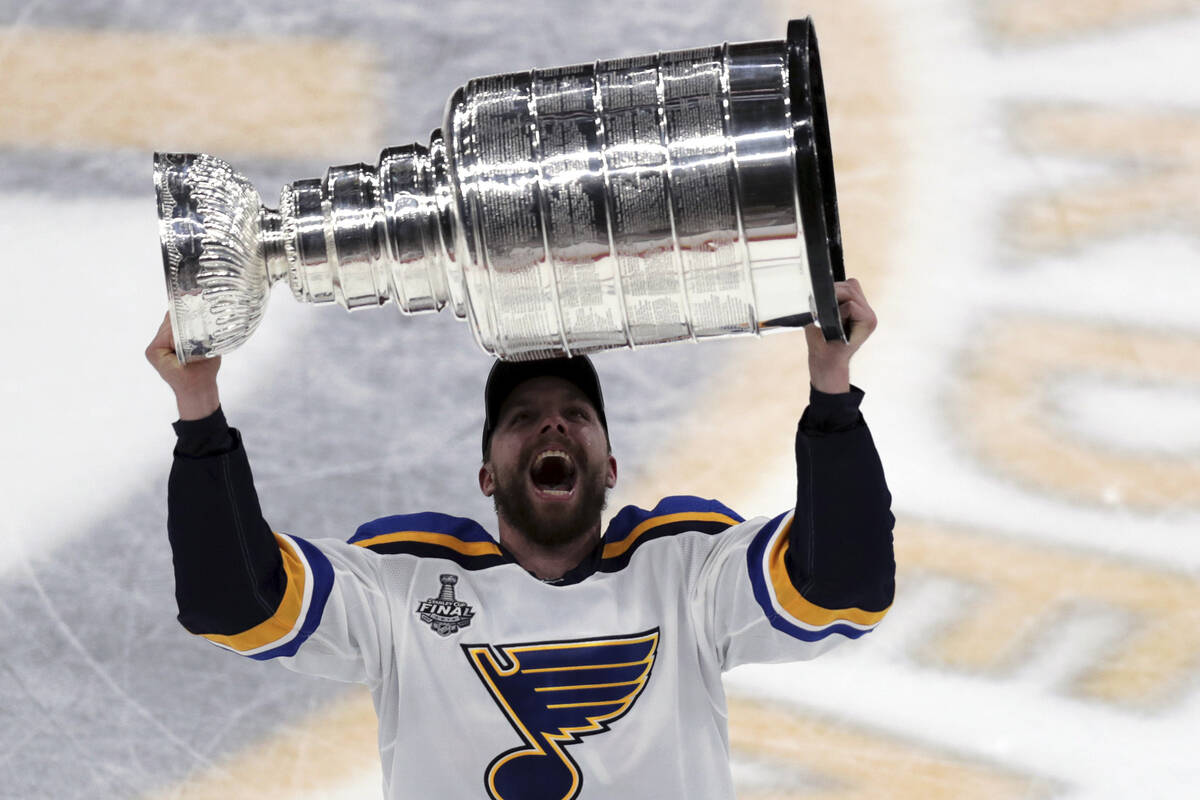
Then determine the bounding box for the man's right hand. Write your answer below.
[146,312,222,420]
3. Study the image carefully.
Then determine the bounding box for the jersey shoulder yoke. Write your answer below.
[599,495,743,570]
[348,511,506,570]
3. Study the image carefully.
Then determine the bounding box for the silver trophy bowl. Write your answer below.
[155,18,845,363]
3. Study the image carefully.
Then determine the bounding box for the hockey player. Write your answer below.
[147,278,894,799]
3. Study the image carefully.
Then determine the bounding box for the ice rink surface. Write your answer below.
[1,0,1199,797]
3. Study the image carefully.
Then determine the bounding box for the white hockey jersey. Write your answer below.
[199,496,888,799]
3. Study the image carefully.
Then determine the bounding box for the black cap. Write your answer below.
[482,356,607,457]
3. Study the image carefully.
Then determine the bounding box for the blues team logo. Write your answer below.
[463,629,660,800]
[415,574,475,636]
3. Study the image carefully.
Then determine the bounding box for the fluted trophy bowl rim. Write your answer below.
[153,151,191,360]
[154,151,272,364]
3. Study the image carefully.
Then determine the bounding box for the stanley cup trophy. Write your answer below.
[155,18,846,363]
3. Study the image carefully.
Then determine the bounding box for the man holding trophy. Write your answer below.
[147,19,896,799]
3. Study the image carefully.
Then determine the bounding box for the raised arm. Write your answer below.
[145,313,286,639]
[146,315,390,681]
[791,278,894,616]
[693,280,895,670]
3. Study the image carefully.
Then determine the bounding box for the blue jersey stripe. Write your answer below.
[250,536,335,660]
[349,511,496,545]
[745,513,871,642]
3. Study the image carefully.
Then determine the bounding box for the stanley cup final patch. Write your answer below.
[416,574,475,636]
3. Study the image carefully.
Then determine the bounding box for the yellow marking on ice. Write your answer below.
[0,27,380,158]
[900,518,1200,708]
[982,0,1199,40]
[728,696,1054,799]
[139,687,380,800]
[955,316,1200,510]
[1007,105,1200,251]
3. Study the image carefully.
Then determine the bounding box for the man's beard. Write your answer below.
[491,462,609,549]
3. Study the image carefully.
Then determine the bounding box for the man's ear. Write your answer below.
[479,463,495,497]
[605,454,618,489]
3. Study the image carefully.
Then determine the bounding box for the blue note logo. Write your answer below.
[463,629,660,800]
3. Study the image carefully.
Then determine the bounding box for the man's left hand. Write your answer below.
[804,278,878,394]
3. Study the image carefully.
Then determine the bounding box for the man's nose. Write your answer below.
[539,414,568,434]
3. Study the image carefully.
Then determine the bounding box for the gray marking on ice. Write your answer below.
[16,550,227,779]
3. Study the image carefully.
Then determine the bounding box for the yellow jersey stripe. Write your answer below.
[767,516,890,628]
[534,679,645,692]
[602,511,741,559]
[352,530,504,557]
[546,699,634,709]
[201,533,308,652]
[522,659,652,673]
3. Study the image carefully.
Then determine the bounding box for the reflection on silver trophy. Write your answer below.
[155,18,846,363]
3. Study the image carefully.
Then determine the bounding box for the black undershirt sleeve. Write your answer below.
[786,385,896,614]
[168,407,287,635]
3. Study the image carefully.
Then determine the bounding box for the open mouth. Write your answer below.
[529,449,577,497]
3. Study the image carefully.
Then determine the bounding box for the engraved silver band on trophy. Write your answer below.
[155,18,845,363]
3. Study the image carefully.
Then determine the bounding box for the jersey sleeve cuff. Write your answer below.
[172,406,236,457]
[799,384,865,434]
[746,511,889,641]
[198,534,334,660]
